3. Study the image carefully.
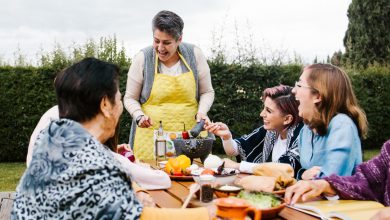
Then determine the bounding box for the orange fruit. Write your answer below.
[169,133,177,140]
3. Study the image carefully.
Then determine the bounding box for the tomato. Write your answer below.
[171,171,183,176]
[201,169,215,175]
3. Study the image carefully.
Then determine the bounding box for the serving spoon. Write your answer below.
[181,183,200,209]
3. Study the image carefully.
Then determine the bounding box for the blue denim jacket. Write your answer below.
[298,113,362,179]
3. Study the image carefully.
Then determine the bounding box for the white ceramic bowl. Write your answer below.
[193,174,238,185]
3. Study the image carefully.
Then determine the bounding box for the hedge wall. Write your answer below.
[1,64,389,162]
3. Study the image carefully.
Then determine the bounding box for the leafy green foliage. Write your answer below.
[1,64,389,161]
[348,66,390,148]
[37,36,131,72]
[343,0,390,67]
[0,66,57,162]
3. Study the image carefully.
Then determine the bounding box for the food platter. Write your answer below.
[168,174,194,181]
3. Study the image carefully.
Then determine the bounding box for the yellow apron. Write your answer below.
[133,53,198,160]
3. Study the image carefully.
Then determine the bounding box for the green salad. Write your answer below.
[236,191,281,209]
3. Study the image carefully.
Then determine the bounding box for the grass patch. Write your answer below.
[0,163,26,191]
[363,148,380,161]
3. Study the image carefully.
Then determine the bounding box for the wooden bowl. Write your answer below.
[213,185,242,198]
[260,202,286,219]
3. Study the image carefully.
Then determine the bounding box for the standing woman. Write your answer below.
[205,85,304,176]
[124,10,214,160]
[293,63,368,180]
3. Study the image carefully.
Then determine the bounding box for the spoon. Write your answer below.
[181,183,200,209]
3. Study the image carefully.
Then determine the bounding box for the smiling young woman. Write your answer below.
[292,63,368,180]
[205,85,304,177]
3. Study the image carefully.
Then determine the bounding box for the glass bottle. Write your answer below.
[155,121,166,165]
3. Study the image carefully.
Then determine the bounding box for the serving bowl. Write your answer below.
[193,173,238,185]
[213,185,243,198]
[192,168,239,186]
[236,191,286,219]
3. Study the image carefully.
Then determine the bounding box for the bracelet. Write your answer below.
[136,115,144,126]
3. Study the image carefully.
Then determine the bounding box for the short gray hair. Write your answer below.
[152,10,184,40]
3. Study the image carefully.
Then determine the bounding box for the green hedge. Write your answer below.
[1,64,389,162]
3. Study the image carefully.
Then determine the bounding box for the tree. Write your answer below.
[343,0,390,67]
[330,50,343,66]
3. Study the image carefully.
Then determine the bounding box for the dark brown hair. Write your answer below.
[55,57,119,123]
[262,85,302,128]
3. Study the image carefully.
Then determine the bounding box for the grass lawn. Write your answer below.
[363,148,381,161]
[0,148,381,192]
[0,163,26,191]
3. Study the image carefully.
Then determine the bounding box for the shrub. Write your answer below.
[1,64,389,162]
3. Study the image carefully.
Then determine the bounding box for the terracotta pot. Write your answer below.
[214,197,261,220]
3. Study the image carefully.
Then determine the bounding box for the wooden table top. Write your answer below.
[145,160,318,220]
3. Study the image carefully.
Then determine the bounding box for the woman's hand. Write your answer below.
[301,166,321,180]
[136,191,156,207]
[196,112,210,123]
[284,180,336,205]
[116,143,131,153]
[137,115,153,128]
[204,122,232,140]
[222,158,240,170]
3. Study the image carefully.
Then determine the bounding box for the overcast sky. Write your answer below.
[0,0,352,64]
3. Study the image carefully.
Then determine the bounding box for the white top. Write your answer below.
[26,105,59,166]
[26,105,171,190]
[222,135,288,174]
[160,61,183,76]
[222,137,239,156]
[271,136,287,162]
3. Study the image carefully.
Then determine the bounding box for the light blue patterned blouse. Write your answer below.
[298,113,362,179]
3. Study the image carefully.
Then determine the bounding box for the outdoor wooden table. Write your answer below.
[145,159,318,220]
[0,191,15,219]
[0,160,318,219]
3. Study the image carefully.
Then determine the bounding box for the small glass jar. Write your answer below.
[199,174,216,203]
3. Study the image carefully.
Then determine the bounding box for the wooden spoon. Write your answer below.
[181,183,200,209]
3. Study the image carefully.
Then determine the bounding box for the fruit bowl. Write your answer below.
[172,132,215,163]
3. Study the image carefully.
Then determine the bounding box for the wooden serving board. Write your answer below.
[168,174,194,181]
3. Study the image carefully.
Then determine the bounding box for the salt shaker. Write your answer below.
[199,174,216,203]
